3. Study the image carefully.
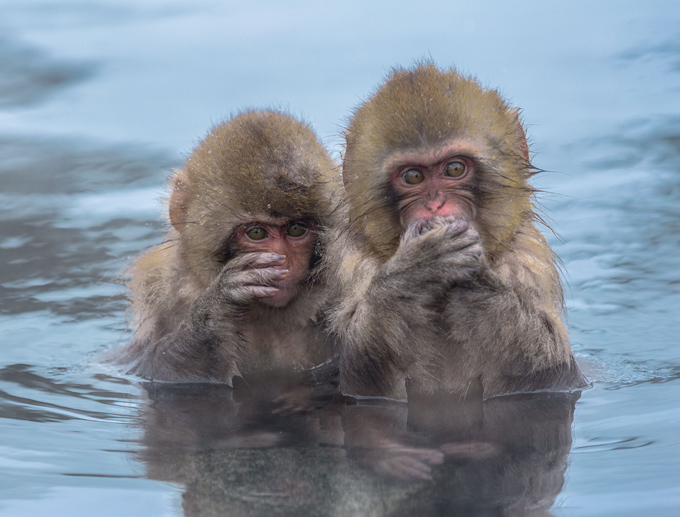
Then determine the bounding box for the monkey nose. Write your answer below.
[425,197,445,213]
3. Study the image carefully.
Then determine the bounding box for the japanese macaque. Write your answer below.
[115,110,341,384]
[326,63,586,400]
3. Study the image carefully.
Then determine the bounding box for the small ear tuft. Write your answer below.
[509,108,530,162]
[169,172,189,231]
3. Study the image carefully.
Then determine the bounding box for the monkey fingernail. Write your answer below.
[265,288,279,296]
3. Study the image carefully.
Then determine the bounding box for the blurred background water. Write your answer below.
[0,0,679,515]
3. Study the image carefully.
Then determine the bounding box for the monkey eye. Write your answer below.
[402,169,424,185]
[445,161,466,178]
[286,222,308,238]
[246,227,268,240]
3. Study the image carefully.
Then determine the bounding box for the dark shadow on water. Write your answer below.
[618,33,680,72]
[136,381,579,517]
[0,37,95,109]
[0,136,176,318]
[0,136,172,195]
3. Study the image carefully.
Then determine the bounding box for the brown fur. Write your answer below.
[326,63,585,399]
[115,110,341,383]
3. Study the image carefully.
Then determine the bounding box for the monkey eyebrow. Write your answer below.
[388,155,482,175]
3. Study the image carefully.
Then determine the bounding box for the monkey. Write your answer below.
[114,110,342,386]
[325,62,586,401]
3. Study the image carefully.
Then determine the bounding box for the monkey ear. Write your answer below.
[169,172,189,232]
[509,108,530,162]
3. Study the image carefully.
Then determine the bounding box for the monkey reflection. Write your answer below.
[134,381,578,517]
[326,62,586,400]
[114,110,341,384]
[137,380,343,486]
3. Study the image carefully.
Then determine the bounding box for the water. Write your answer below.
[0,1,679,515]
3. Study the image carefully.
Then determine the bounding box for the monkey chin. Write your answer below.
[258,284,302,309]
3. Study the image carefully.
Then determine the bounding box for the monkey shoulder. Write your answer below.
[490,227,563,301]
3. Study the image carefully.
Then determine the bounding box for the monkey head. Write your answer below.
[343,62,535,262]
[168,110,339,305]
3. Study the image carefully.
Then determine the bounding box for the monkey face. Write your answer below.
[385,142,479,229]
[167,111,340,288]
[233,219,317,308]
[342,64,536,261]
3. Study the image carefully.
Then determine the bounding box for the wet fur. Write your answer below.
[325,63,586,399]
[114,110,342,383]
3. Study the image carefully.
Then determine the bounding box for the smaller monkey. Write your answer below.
[326,63,586,400]
[115,110,341,384]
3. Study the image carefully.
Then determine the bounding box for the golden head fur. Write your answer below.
[343,62,536,262]
[169,110,340,288]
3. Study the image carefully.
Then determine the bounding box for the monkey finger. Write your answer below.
[272,391,309,414]
[444,223,478,243]
[425,449,445,465]
[404,217,466,241]
[409,219,429,238]
[248,286,279,298]
[393,447,444,465]
[423,215,465,234]
[440,441,497,458]
[443,248,484,275]
[413,220,470,247]
[247,253,287,269]
[236,267,288,286]
[228,252,286,271]
[435,215,462,225]
[229,286,279,304]
[449,235,483,255]
[383,456,434,481]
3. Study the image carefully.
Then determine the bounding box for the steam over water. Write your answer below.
[0,1,679,515]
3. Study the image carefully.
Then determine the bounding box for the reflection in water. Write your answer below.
[137,381,578,516]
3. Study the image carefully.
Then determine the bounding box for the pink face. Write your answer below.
[388,142,478,228]
[234,220,316,308]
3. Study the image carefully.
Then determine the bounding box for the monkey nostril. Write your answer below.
[424,199,445,213]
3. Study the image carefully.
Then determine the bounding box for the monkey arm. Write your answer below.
[441,234,586,397]
[329,223,482,399]
[126,253,285,384]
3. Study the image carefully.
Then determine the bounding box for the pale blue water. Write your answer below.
[0,1,679,515]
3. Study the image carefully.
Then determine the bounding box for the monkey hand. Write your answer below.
[440,440,497,459]
[215,252,289,306]
[272,386,322,415]
[358,443,444,481]
[386,217,484,290]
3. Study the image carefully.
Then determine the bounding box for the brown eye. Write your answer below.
[445,161,466,178]
[246,227,267,240]
[286,222,308,238]
[403,169,424,185]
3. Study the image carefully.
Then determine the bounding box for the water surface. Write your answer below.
[0,1,679,515]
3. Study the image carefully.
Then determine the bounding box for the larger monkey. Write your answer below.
[116,110,340,384]
[327,63,585,400]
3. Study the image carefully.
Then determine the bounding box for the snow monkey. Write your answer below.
[326,63,586,400]
[117,110,341,384]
